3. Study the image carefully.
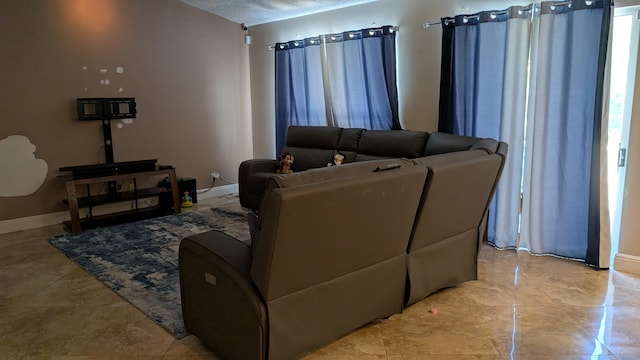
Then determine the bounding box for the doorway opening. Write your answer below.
[608,6,638,264]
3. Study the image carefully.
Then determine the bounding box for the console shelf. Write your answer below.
[62,206,172,233]
[63,168,180,233]
[63,187,165,208]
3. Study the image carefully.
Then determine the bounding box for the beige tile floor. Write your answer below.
[2,196,640,359]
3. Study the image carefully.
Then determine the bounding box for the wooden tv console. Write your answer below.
[62,168,181,233]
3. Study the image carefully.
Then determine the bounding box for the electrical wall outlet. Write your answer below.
[211,172,220,184]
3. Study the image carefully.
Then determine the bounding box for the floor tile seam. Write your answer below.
[380,327,503,356]
[595,336,619,357]
[508,324,602,344]
[2,300,112,310]
[26,266,95,302]
[565,305,635,355]
[507,311,595,332]
[0,253,35,266]
[6,258,122,308]
[503,323,618,357]
[63,317,174,357]
[157,336,179,357]
[0,271,83,305]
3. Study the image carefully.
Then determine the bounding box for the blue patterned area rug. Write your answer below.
[48,204,250,339]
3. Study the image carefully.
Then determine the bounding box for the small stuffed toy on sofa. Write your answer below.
[333,151,345,165]
[328,151,345,167]
[277,152,295,174]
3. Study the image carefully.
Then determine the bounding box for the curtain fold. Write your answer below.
[495,7,531,249]
[521,1,607,261]
[381,29,401,129]
[587,0,613,268]
[324,27,397,130]
[438,19,456,133]
[438,0,612,267]
[440,7,530,249]
[275,39,326,155]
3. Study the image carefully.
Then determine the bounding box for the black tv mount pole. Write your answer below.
[102,119,115,163]
[76,98,137,198]
[76,97,137,164]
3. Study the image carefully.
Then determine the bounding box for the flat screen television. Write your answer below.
[77,97,136,121]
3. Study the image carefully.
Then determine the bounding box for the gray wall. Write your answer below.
[0,0,253,220]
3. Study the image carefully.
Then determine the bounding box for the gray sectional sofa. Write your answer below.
[239,125,501,211]
[179,126,507,360]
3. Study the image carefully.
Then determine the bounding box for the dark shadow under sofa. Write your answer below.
[179,126,507,359]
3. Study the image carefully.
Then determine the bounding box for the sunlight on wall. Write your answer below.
[65,0,115,37]
[0,136,48,197]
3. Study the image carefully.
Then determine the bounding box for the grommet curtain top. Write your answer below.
[436,1,604,28]
[274,25,397,50]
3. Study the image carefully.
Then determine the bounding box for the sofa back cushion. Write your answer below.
[250,159,426,302]
[469,138,499,154]
[282,126,343,171]
[336,128,365,163]
[409,151,503,250]
[423,132,485,156]
[355,130,429,162]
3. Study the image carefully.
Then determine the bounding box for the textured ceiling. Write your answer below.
[180,0,379,26]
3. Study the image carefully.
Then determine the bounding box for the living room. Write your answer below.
[2,0,640,358]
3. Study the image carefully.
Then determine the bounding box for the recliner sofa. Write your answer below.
[180,159,428,359]
[239,125,501,211]
[405,147,505,304]
[180,126,508,359]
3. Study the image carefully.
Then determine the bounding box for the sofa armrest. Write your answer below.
[423,132,482,155]
[179,231,267,360]
[239,159,277,179]
[239,159,277,208]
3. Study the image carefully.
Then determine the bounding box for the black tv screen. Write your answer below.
[76,98,136,121]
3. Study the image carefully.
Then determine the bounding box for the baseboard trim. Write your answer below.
[196,183,239,201]
[614,253,640,275]
[0,184,239,235]
[0,211,71,235]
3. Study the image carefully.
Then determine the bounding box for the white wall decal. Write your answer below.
[0,135,48,197]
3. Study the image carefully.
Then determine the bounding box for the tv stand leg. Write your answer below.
[66,181,82,233]
[168,169,180,213]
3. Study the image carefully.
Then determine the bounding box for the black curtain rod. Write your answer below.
[268,25,399,50]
